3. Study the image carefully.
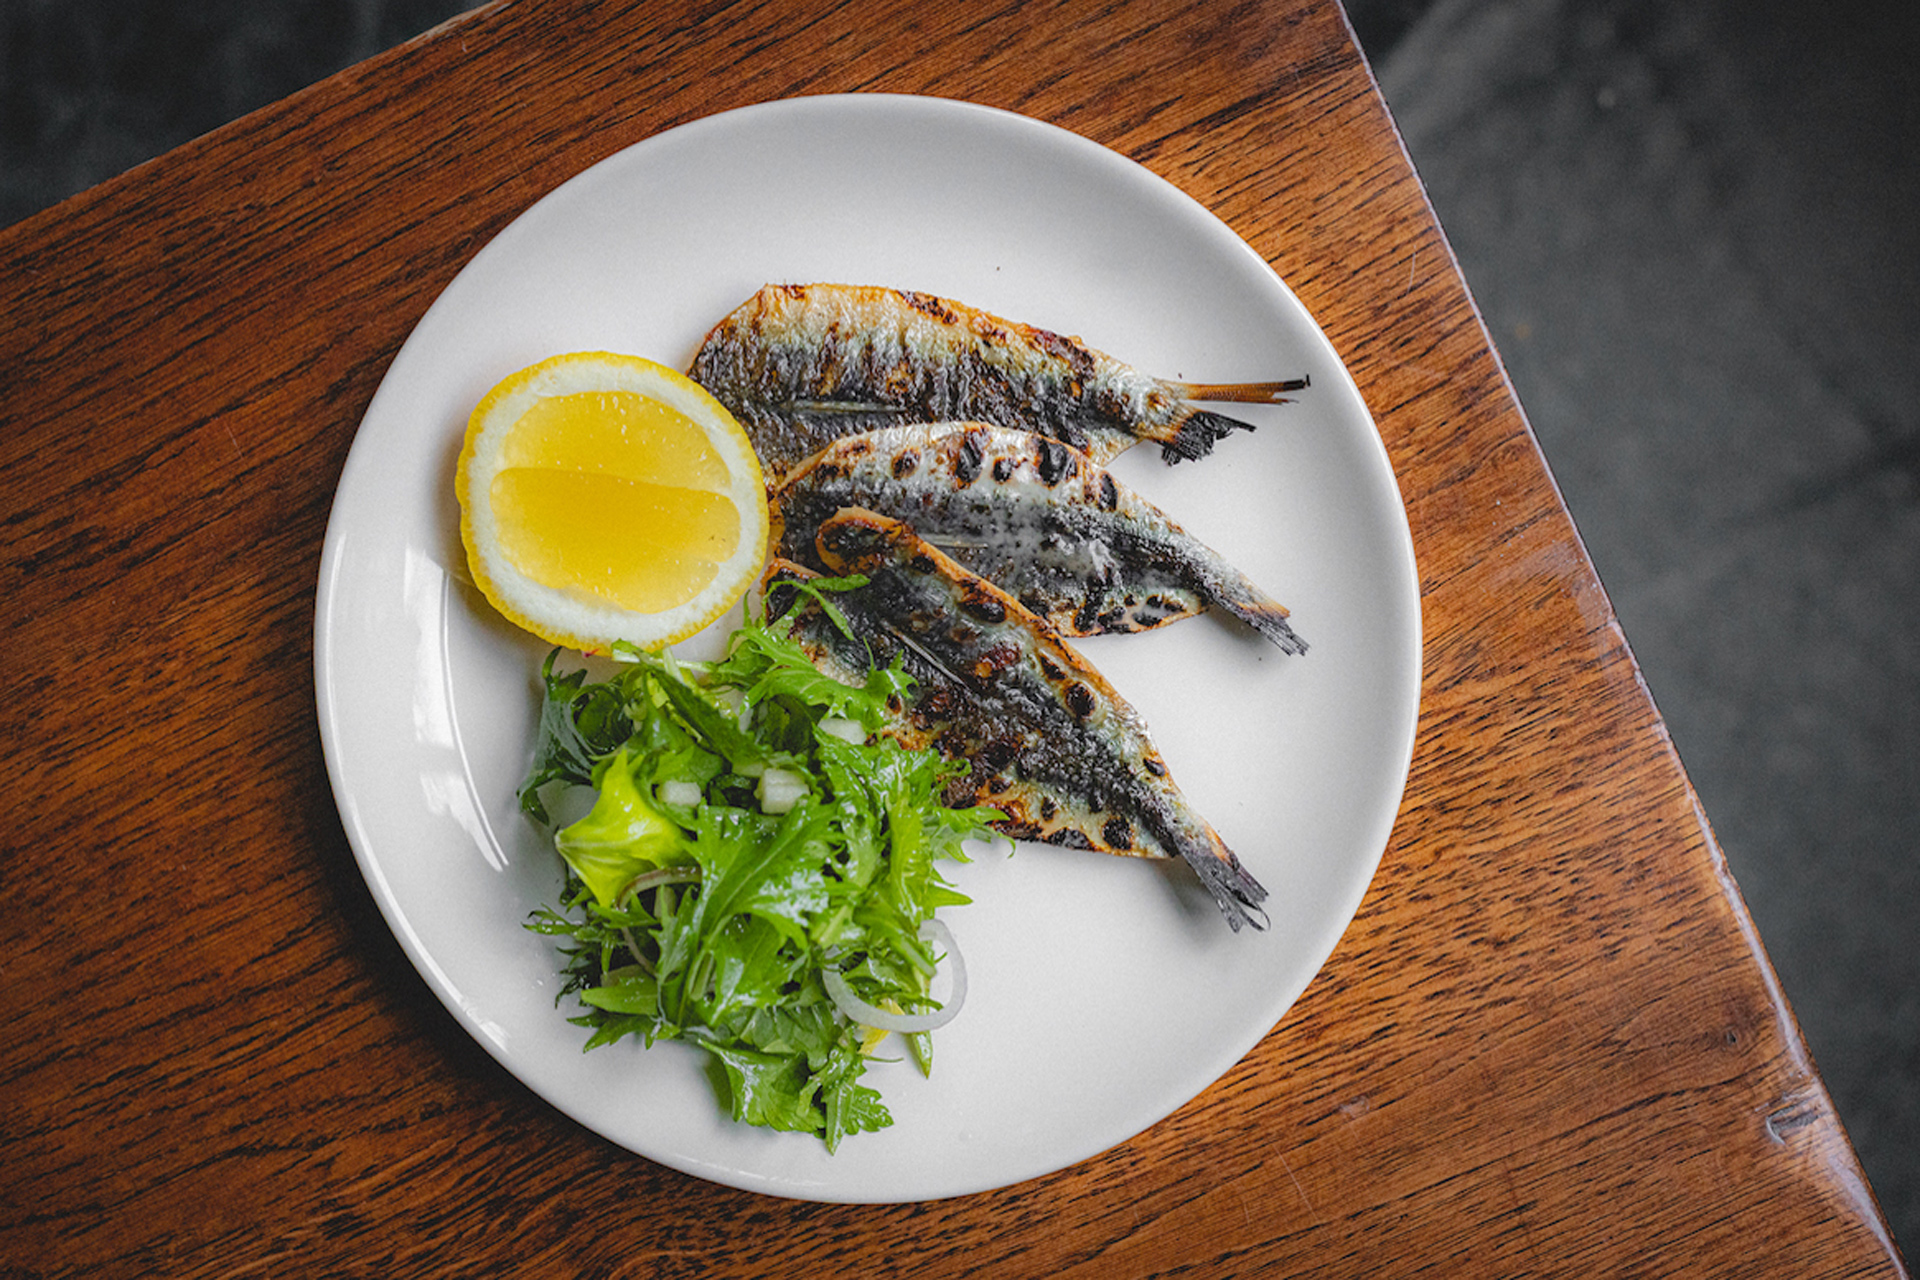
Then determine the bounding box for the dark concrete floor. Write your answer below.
[1,0,474,226]
[5,0,1914,1257]
[1353,0,1919,1254]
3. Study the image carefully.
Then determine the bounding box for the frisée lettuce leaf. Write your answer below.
[521,589,999,1150]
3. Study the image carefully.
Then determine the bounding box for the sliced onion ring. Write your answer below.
[823,918,967,1034]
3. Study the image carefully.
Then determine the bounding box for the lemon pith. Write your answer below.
[457,352,770,653]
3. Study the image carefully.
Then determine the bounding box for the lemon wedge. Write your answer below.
[457,351,769,653]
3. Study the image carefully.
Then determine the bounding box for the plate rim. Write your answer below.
[313,90,1422,1202]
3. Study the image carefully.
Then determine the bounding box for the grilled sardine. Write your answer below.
[689,283,1308,483]
[766,509,1270,931]
[773,422,1306,652]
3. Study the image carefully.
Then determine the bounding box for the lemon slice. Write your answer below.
[457,351,769,653]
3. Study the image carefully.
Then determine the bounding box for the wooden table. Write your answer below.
[1,1,1906,1275]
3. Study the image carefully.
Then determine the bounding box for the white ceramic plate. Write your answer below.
[314,94,1420,1203]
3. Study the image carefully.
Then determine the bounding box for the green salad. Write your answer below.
[519,585,999,1150]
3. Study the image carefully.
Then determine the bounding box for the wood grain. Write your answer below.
[0,0,1906,1275]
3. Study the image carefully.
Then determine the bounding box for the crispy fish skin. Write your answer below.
[766,510,1270,932]
[688,283,1306,483]
[773,422,1306,653]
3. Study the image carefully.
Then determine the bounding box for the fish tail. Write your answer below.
[1180,828,1271,932]
[1191,562,1308,654]
[1228,601,1309,656]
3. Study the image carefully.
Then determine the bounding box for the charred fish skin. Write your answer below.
[688,283,1307,483]
[765,510,1271,932]
[773,422,1307,653]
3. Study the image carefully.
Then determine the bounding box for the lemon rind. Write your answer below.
[457,352,770,654]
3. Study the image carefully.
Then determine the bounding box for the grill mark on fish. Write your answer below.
[772,422,1306,651]
[688,283,1309,483]
[762,512,1270,931]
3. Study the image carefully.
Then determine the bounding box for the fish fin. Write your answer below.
[1159,409,1257,463]
[1159,375,1310,463]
